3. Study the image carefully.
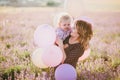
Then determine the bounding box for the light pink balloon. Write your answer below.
[34,24,56,48]
[42,45,63,67]
[78,48,91,61]
[31,48,48,68]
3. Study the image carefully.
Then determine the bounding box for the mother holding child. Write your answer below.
[36,12,93,80]
[55,12,93,68]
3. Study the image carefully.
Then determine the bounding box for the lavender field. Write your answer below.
[0,7,120,80]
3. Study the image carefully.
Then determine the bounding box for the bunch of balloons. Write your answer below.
[31,24,63,68]
[31,24,77,80]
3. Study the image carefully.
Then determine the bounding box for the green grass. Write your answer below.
[6,43,11,49]
[94,65,105,72]
[20,41,27,47]
[1,65,24,79]
[28,62,42,74]
[0,55,6,63]
[90,50,109,61]
[16,50,31,60]
[111,56,120,68]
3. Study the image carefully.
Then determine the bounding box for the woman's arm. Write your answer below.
[78,48,91,61]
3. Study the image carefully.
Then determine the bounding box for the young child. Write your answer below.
[55,12,73,41]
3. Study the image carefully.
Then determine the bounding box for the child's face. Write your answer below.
[59,20,71,31]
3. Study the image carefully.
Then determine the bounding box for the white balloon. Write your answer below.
[31,48,48,68]
[34,24,56,48]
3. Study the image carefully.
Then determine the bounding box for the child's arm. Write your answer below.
[56,29,64,40]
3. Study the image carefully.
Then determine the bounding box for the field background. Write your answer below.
[0,0,120,80]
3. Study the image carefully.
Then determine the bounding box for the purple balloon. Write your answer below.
[55,64,77,80]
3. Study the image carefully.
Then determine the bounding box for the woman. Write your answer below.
[56,20,93,68]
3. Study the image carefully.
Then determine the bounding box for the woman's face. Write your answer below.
[70,27,79,38]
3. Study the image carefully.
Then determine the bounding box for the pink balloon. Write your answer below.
[78,48,91,61]
[31,48,48,68]
[34,24,56,48]
[42,45,63,67]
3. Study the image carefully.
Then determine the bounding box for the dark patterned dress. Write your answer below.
[63,35,84,68]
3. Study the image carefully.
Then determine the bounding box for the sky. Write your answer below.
[65,0,120,12]
[83,0,120,11]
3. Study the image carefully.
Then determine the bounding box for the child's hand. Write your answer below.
[55,38,63,49]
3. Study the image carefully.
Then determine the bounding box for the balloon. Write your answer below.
[31,48,48,68]
[55,64,77,80]
[42,45,63,67]
[34,24,56,48]
[78,48,91,61]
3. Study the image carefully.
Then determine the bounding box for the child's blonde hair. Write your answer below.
[53,12,73,28]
